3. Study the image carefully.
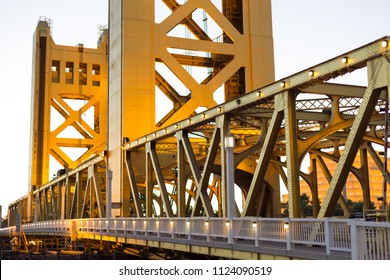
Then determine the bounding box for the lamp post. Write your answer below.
[225,135,235,220]
[225,134,235,244]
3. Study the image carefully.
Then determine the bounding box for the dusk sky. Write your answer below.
[1,0,390,217]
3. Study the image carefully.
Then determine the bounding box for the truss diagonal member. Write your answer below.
[318,60,384,218]
[161,0,211,41]
[177,130,201,185]
[49,148,69,169]
[70,172,81,219]
[155,71,188,105]
[192,126,220,217]
[146,142,174,217]
[242,96,284,216]
[81,176,91,219]
[91,166,104,218]
[125,151,143,217]
[367,143,390,185]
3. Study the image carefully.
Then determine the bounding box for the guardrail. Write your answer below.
[1,218,389,260]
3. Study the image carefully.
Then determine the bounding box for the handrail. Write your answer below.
[2,217,388,259]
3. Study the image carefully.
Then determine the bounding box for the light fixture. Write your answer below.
[217,107,222,112]
[186,220,190,226]
[225,221,230,227]
[170,220,174,225]
[341,57,349,64]
[187,119,191,124]
[143,219,147,224]
[308,70,315,77]
[381,40,389,48]
[156,220,159,225]
[252,222,257,228]
[224,135,235,148]
[201,113,206,119]
[256,91,261,97]
[205,221,209,226]
[280,81,286,88]
[284,221,289,230]
[175,124,179,129]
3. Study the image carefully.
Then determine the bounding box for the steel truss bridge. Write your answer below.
[2,36,390,260]
[1,217,390,260]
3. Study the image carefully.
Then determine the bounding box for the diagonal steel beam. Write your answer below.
[161,0,211,41]
[192,127,220,217]
[124,151,143,217]
[317,155,351,217]
[367,143,390,185]
[146,142,174,217]
[318,76,383,217]
[242,96,284,216]
[177,130,201,185]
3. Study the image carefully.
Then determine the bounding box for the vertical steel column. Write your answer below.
[382,90,388,209]
[146,144,154,217]
[34,193,39,223]
[284,91,301,218]
[217,115,229,217]
[310,155,320,217]
[177,137,186,217]
[225,134,236,219]
[360,146,372,210]
[106,170,112,219]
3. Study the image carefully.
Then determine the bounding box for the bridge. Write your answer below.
[1,0,389,260]
[1,217,390,260]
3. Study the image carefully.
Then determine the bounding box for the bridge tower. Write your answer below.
[107,0,275,217]
[28,19,108,222]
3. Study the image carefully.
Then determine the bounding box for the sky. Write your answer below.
[0,0,390,218]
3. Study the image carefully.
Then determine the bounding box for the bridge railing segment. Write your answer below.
[1,218,389,259]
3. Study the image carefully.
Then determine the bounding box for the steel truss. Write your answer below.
[8,37,390,224]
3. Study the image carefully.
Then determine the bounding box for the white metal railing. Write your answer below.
[352,221,390,260]
[1,218,389,260]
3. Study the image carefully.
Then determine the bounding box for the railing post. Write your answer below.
[171,219,174,239]
[285,218,291,251]
[350,220,358,260]
[188,220,191,241]
[254,218,259,247]
[324,219,330,255]
[228,219,233,244]
[206,219,210,242]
